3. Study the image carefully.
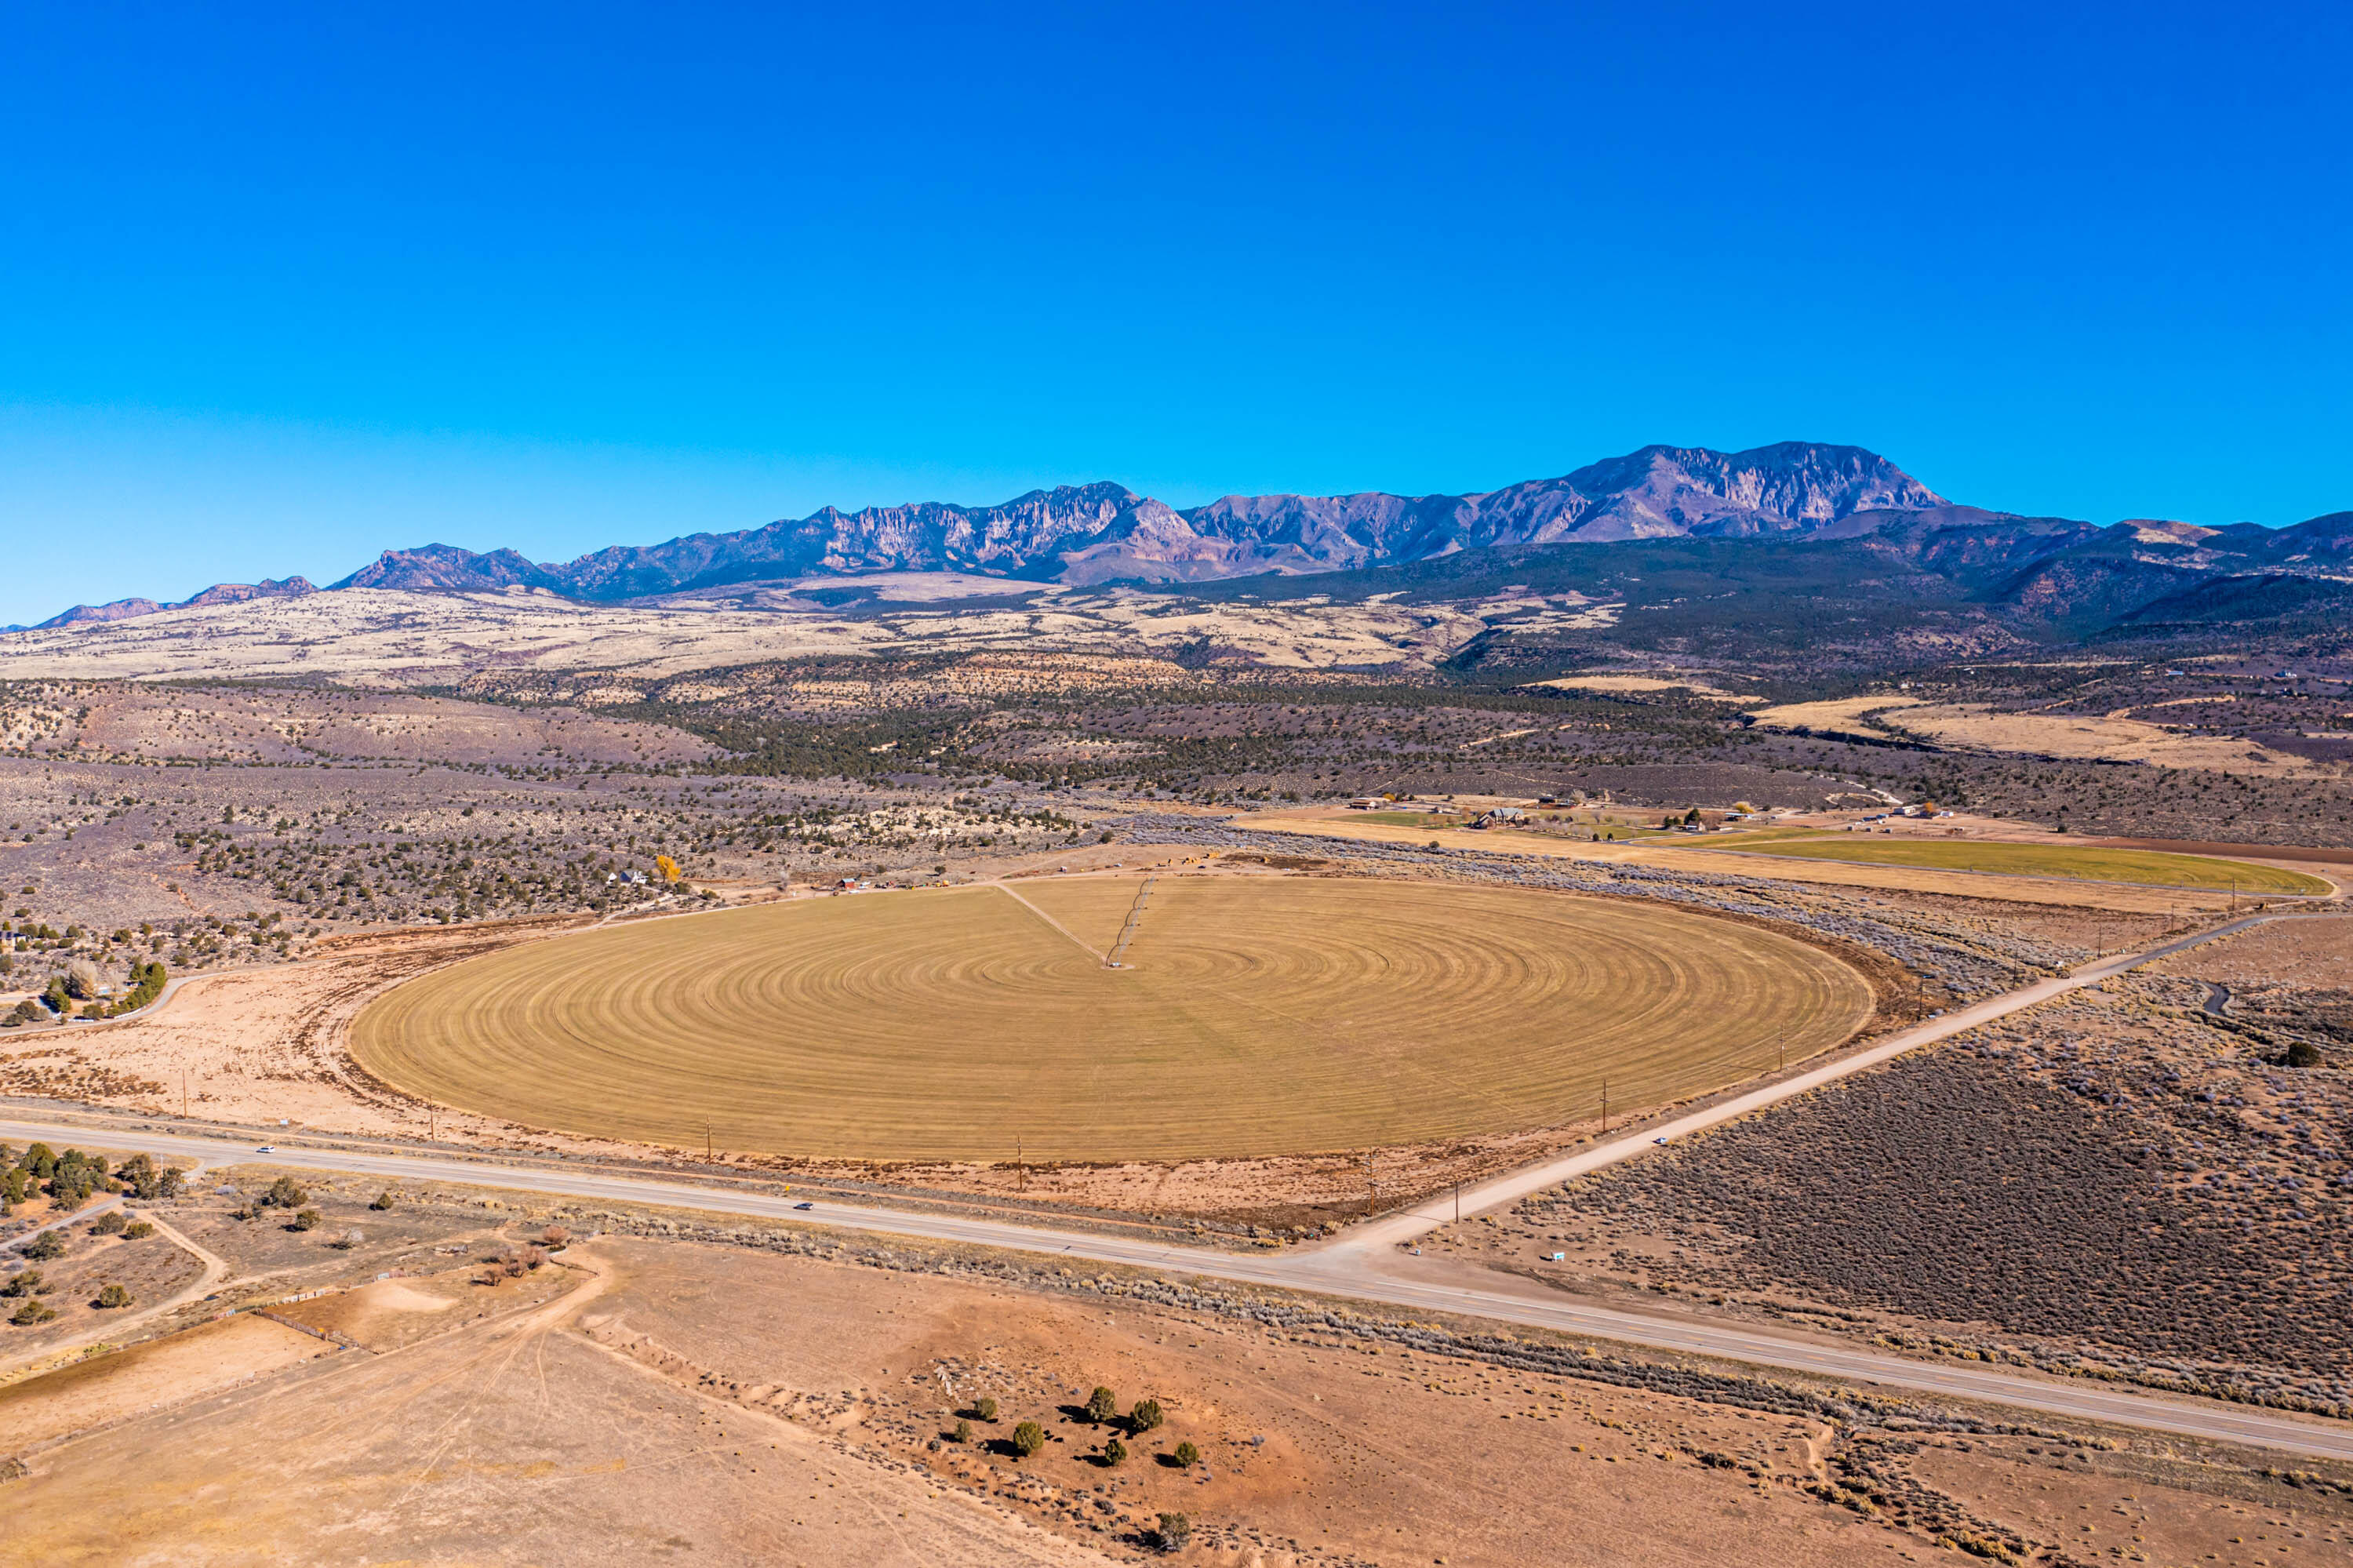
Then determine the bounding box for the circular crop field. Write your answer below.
[349,875,1873,1162]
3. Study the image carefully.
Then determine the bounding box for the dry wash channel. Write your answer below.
[349,877,1872,1162]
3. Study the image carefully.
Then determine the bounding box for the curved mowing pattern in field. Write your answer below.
[1705,837,2332,895]
[349,878,1872,1162]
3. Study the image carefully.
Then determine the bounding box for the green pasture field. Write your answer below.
[1697,836,2332,894]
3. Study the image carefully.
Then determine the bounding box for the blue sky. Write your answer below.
[3,2,2349,623]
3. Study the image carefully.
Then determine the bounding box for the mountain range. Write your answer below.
[33,577,318,628]
[19,441,2351,638]
[27,442,1937,625]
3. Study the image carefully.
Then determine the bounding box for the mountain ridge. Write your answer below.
[31,577,317,631]
[326,441,1947,600]
[13,442,2346,638]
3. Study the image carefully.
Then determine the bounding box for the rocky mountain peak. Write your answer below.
[31,442,1963,624]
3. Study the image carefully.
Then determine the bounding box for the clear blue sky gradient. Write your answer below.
[3,2,2349,623]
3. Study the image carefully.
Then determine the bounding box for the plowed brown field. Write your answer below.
[348,876,1871,1162]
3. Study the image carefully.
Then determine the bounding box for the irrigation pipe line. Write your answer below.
[2,912,2349,1458]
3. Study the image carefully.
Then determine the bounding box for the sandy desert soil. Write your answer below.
[1747,694,1926,731]
[4,1195,2348,1568]
[4,917,598,1136]
[1886,703,2327,777]
[0,1311,327,1451]
[2155,915,2353,989]
[1533,673,1760,701]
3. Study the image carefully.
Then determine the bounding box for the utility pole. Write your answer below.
[1601,1079,1609,1136]
[706,1122,712,1161]
[1365,1152,1376,1218]
[1016,1137,1024,1193]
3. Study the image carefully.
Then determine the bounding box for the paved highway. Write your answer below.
[5,911,2349,1459]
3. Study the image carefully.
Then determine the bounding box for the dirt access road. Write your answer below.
[7,913,2350,1460]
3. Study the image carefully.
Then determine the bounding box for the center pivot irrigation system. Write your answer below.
[1104,876,1155,968]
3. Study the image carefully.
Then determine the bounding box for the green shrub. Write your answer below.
[2286,1039,2322,1068]
[122,1221,155,1239]
[1153,1512,1191,1552]
[289,1207,322,1232]
[1102,1437,1126,1468]
[1128,1397,1162,1434]
[93,1210,127,1235]
[22,1231,64,1261]
[9,1297,56,1326]
[1086,1385,1117,1424]
[951,1418,973,1444]
[369,1191,398,1210]
[972,1395,998,1422]
[1012,1421,1046,1459]
[264,1176,307,1209]
[111,960,167,1015]
[0,1269,39,1297]
[115,1153,183,1200]
[1172,1440,1199,1469]
[93,1283,131,1309]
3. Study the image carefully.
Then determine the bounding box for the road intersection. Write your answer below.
[5,910,2349,1458]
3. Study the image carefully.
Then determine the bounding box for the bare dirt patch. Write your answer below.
[5,1168,2348,1565]
[1748,694,1925,731]
[2156,915,2353,991]
[1889,702,2326,776]
[0,1311,325,1452]
[1534,673,1758,700]
[41,916,591,1134]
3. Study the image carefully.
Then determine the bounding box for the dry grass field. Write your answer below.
[1697,835,2333,894]
[1887,700,2326,776]
[348,875,1871,1162]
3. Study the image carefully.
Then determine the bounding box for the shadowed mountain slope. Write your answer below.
[328,441,1949,596]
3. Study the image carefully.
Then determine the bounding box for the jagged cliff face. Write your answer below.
[16,440,2349,639]
[337,546,562,593]
[1150,442,1948,568]
[362,440,1944,597]
[555,482,1144,597]
[1496,442,1947,541]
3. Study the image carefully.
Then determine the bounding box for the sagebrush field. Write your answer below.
[349,875,1873,1161]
